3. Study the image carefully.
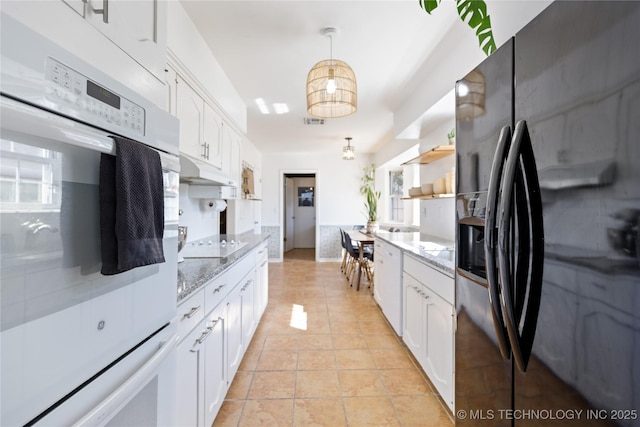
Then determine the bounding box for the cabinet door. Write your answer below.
[203,304,227,427]
[373,242,385,306]
[256,248,269,318]
[424,288,454,410]
[230,132,242,183]
[226,283,243,384]
[203,102,223,169]
[176,320,206,427]
[164,66,177,116]
[61,0,85,16]
[84,0,166,78]
[221,124,241,186]
[80,0,165,78]
[403,273,425,367]
[382,243,402,335]
[176,77,204,160]
[240,275,256,348]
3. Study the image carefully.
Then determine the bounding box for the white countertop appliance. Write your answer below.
[1,14,179,426]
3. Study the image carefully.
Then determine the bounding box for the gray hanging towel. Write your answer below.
[100,136,165,275]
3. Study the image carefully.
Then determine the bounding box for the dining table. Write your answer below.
[344,230,375,291]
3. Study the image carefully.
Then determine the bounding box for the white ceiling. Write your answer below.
[179,1,551,156]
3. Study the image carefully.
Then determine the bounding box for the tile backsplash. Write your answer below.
[179,183,220,242]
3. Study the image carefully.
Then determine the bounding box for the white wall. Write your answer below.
[262,152,373,227]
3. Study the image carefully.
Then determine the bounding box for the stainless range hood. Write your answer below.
[179,153,238,186]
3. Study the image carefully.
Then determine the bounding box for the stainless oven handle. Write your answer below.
[1,96,113,153]
[72,333,178,427]
[1,97,179,173]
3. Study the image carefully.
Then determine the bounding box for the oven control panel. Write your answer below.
[44,57,145,137]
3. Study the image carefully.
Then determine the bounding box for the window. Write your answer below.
[0,139,60,210]
[389,170,404,222]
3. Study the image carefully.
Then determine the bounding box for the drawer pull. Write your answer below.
[214,284,226,293]
[196,327,213,344]
[182,305,202,319]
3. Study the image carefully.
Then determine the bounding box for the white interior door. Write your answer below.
[284,177,295,252]
[293,177,316,248]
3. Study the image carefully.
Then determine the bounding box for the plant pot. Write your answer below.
[366,221,379,234]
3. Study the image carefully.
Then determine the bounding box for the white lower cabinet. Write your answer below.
[240,273,257,349]
[374,241,403,335]
[402,255,454,411]
[176,317,206,427]
[226,277,244,383]
[203,303,227,427]
[176,244,269,426]
[255,244,269,320]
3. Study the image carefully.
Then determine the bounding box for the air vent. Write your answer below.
[303,117,325,125]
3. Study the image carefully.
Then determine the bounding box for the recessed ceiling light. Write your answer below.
[255,98,270,115]
[273,103,289,114]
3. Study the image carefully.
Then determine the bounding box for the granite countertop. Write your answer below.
[373,231,455,277]
[177,233,269,303]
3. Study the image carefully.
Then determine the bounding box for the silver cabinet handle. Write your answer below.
[241,279,254,291]
[182,305,202,319]
[84,0,109,23]
[213,284,226,293]
[195,317,221,345]
[196,327,212,345]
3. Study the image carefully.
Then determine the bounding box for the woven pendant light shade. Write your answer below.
[307,60,357,118]
[306,28,357,119]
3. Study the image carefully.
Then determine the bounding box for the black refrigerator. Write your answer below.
[454,2,640,426]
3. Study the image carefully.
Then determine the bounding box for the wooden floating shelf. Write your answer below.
[402,145,455,165]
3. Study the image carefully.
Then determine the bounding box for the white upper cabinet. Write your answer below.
[176,76,205,161]
[76,0,167,79]
[203,102,223,169]
[175,75,225,170]
[222,125,241,183]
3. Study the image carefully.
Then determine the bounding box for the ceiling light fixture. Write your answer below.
[255,98,270,115]
[306,27,357,119]
[342,137,355,160]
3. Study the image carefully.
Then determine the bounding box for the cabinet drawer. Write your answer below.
[256,242,268,265]
[404,255,454,305]
[177,289,205,341]
[205,254,255,312]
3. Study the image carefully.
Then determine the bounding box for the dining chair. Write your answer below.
[344,234,374,290]
[339,229,350,274]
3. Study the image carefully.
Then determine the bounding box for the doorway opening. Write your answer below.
[282,172,317,260]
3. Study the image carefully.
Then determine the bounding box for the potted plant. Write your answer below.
[448,128,456,145]
[360,164,381,234]
[419,0,497,56]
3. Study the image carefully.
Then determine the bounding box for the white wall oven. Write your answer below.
[1,14,179,426]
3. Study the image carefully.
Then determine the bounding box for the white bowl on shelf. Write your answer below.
[408,187,423,197]
[421,183,433,195]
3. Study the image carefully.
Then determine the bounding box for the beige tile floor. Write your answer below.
[213,249,454,427]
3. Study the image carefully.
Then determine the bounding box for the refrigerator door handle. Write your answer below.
[497,120,544,372]
[484,125,512,360]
